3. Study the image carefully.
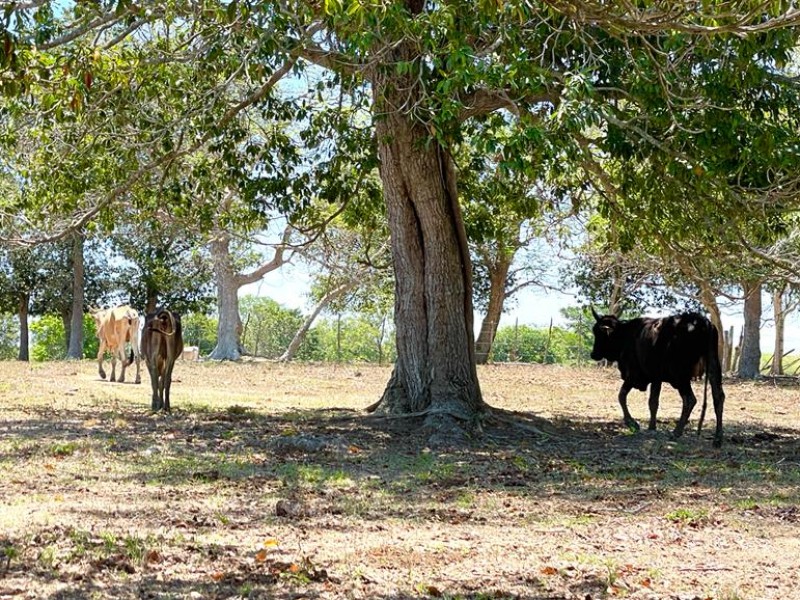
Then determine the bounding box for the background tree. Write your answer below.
[111,208,215,315]
[240,296,308,359]
[459,141,560,364]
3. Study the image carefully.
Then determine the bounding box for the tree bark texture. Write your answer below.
[209,235,244,361]
[370,69,484,429]
[609,265,624,316]
[208,228,290,361]
[738,279,763,379]
[698,282,724,359]
[475,253,512,364]
[771,284,786,375]
[18,294,29,361]
[67,233,85,359]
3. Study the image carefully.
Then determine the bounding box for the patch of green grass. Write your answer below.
[123,534,148,563]
[3,544,19,570]
[100,531,117,555]
[559,514,595,528]
[48,441,79,457]
[138,454,259,484]
[277,463,351,488]
[512,455,530,472]
[37,545,57,570]
[665,507,709,526]
[226,405,259,419]
[454,491,475,509]
[66,529,90,561]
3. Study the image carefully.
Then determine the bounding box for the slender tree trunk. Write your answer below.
[698,281,724,359]
[145,287,158,315]
[209,235,243,361]
[475,253,512,365]
[738,279,763,379]
[772,284,787,376]
[280,282,354,362]
[368,65,484,440]
[609,265,625,316]
[18,294,29,362]
[67,233,85,359]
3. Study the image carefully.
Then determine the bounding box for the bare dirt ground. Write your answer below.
[2,360,800,600]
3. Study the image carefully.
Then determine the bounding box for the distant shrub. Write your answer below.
[29,314,98,361]
[181,312,218,356]
[0,313,19,359]
[490,324,590,364]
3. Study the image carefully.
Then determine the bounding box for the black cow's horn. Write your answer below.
[591,306,602,322]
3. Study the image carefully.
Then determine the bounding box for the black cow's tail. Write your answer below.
[127,348,134,366]
[698,364,709,435]
[698,319,724,439]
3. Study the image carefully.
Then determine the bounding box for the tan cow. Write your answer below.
[91,305,142,384]
[180,346,200,361]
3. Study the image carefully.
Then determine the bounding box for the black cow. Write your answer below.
[141,308,184,412]
[590,309,725,447]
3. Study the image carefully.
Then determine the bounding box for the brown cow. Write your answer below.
[141,307,183,412]
[91,305,141,384]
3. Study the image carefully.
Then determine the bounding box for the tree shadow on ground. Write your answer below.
[4,399,800,509]
[4,397,800,599]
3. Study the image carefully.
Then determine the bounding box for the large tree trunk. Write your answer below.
[67,233,85,359]
[208,225,291,361]
[209,235,244,361]
[475,253,512,364]
[772,284,787,375]
[18,294,29,361]
[368,71,484,439]
[738,279,763,379]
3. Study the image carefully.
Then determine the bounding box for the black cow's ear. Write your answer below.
[591,306,602,322]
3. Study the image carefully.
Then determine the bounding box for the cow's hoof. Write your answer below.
[118,377,125,384]
[625,420,640,432]
[110,376,116,383]
[713,437,723,448]
[135,378,141,384]
[99,370,106,380]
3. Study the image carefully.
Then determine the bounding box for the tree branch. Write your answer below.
[458,88,560,121]
[235,225,295,287]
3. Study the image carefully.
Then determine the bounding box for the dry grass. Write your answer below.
[2,359,800,599]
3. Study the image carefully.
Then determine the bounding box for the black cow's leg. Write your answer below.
[712,382,725,448]
[647,381,662,431]
[672,383,698,439]
[618,382,639,430]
